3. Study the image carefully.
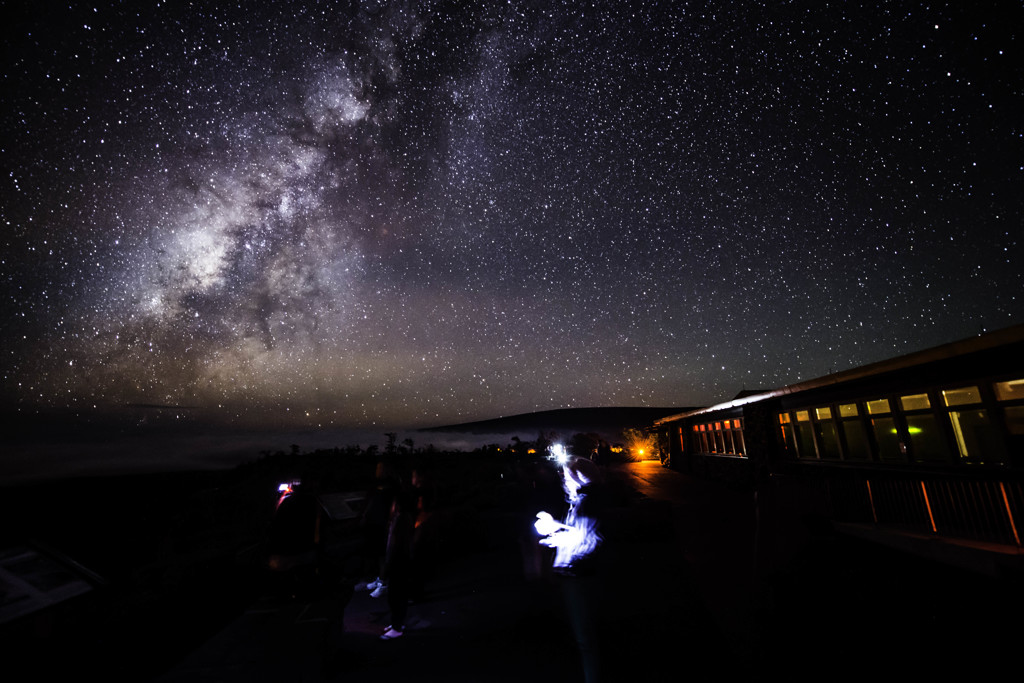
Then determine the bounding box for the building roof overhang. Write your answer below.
[654,323,1024,426]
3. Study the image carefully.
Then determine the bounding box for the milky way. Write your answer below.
[2,1,1022,432]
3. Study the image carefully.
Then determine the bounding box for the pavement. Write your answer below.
[149,460,1024,682]
[10,459,1022,682]
[152,463,744,682]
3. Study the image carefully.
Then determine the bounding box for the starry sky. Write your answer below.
[3,1,1023,436]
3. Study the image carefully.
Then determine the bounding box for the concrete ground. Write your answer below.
[153,463,738,682]
[150,460,1024,682]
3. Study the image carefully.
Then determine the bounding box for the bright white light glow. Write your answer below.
[534,459,601,569]
[276,480,300,509]
[534,511,565,537]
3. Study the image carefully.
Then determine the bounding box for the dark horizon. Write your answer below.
[2,402,679,484]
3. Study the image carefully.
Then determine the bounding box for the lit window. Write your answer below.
[900,393,931,411]
[948,408,1006,465]
[871,416,902,461]
[839,403,858,418]
[816,407,832,420]
[841,417,870,459]
[779,415,797,457]
[995,379,1024,401]
[733,424,746,455]
[816,416,841,459]
[905,414,949,463]
[866,399,890,415]
[1005,406,1024,435]
[794,415,816,458]
[943,386,981,407]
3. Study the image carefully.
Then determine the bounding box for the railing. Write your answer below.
[810,472,1024,548]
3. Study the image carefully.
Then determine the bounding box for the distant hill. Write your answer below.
[419,406,696,442]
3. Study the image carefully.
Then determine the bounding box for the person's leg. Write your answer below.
[382,570,408,638]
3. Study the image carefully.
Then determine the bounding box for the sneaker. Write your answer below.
[380,626,403,640]
[370,584,387,598]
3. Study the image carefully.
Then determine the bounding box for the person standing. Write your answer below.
[380,490,416,640]
[359,461,398,593]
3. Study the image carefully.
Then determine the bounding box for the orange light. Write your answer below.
[1000,482,1021,546]
[921,481,937,533]
[866,480,878,524]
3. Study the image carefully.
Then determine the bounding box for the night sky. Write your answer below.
[3,1,1023,438]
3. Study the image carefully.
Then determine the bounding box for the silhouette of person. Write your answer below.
[409,465,439,601]
[266,479,322,597]
[380,489,416,639]
[536,456,607,682]
[359,461,398,589]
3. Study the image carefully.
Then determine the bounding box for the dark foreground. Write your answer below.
[2,456,1022,681]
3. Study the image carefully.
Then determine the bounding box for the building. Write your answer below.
[653,324,1024,571]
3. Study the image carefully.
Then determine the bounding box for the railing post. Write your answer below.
[999,482,1021,547]
[866,479,878,524]
[920,481,937,534]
